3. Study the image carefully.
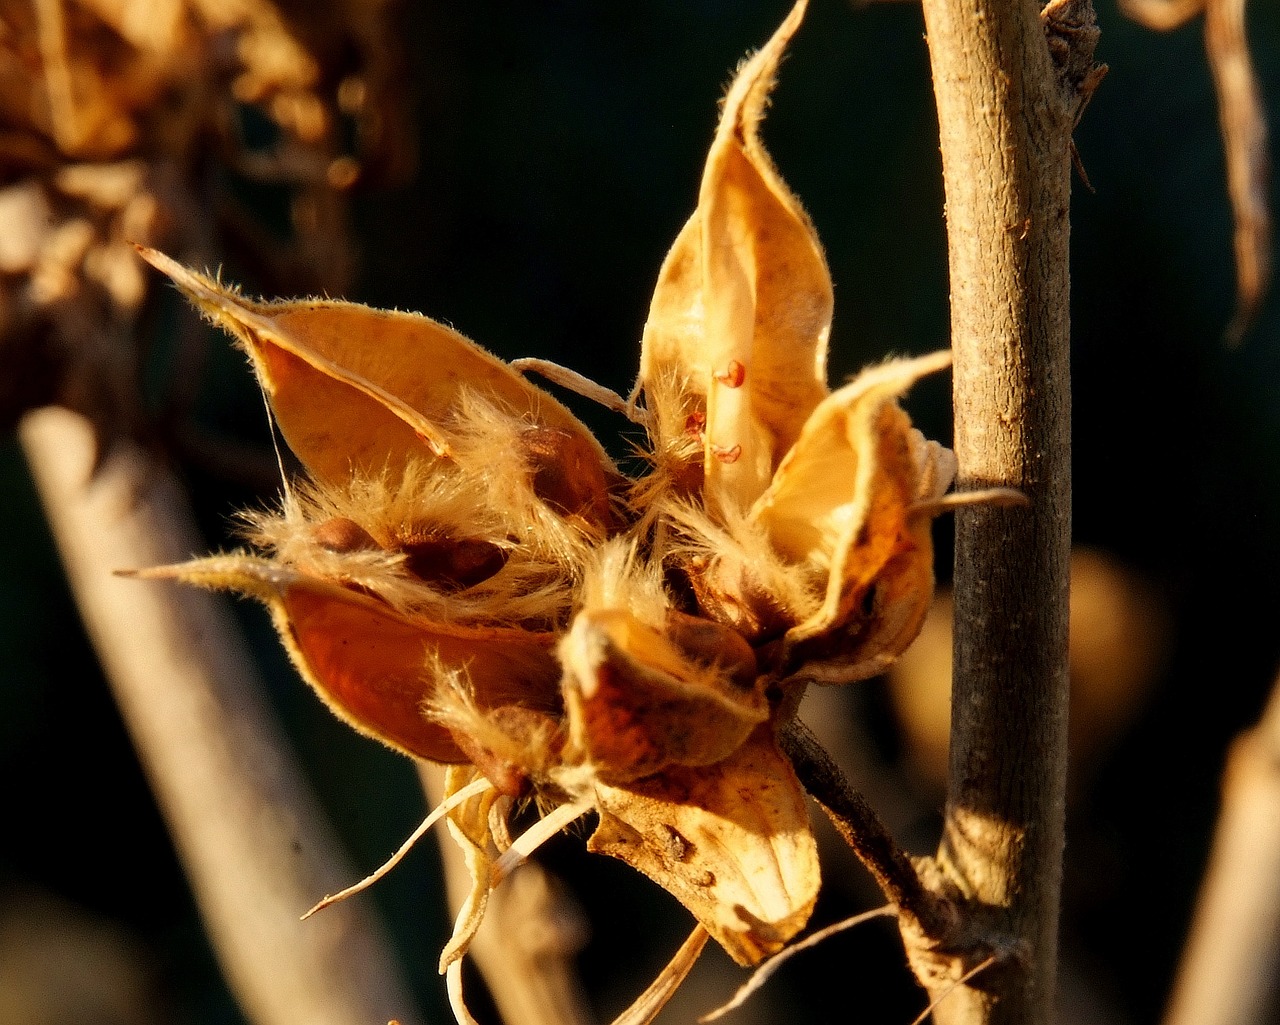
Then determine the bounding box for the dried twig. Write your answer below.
[903,0,1099,1020]
[1162,670,1280,1025]
[21,404,422,1025]
[419,762,597,1025]
[781,721,952,938]
[1122,0,1272,342]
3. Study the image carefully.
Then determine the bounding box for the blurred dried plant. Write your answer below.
[4,4,427,1024]
[0,0,412,434]
[1121,0,1272,342]
[887,547,1171,790]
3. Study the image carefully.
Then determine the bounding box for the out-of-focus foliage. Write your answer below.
[0,0,411,432]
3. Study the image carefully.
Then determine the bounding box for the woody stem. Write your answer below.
[912,0,1097,1019]
[781,721,953,938]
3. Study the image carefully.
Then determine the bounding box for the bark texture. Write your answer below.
[907,0,1092,1021]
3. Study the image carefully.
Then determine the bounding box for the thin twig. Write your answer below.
[302,775,493,920]
[781,721,951,937]
[1206,0,1271,343]
[700,906,897,1022]
[1121,0,1272,343]
[613,926,709,1025]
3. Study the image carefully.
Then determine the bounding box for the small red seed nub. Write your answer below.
[714,360,746,388]
[711,443,743,464]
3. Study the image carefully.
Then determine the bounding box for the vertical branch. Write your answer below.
[20,405,422,1025]
[904,0,1099,1022]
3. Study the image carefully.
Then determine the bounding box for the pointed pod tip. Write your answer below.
[892,348,952,381]
[766,0,808,53]
[830,349,952,407]
[123,562,187,581]
[124,555,295,601]
[720,0,809,131]
[785,0,809,32]
[133,244,189,282]
[134,247,259,328]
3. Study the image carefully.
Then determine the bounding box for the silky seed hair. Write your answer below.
[423,655,561,780]
[238,456,577,627]
[577,536,670,628]
[626,367,707,522]
[659,497,825,627]
[447,389,617,562]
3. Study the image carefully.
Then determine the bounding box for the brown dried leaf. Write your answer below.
[589,727,819,966]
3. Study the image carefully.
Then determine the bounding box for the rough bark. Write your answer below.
[904,0,1095,1021]
[21,405,422,1025]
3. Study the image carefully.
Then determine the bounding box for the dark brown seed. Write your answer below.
[520,425,614,528]
[395,529,508,590]
[664,608,758,691]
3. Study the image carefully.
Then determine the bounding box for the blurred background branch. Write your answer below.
[2,2,442,1022]
[21,402,422,1025]
[1121,0,1271,342]
[1162,666,1280,1025]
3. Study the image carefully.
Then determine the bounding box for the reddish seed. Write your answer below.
[520,426,614,528]
[684,410,707,435]
[712,443,742,464]
[312,517,381,553]
[398,533,508,590]
[715,360,746,388]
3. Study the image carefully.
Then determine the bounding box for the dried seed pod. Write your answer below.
[559,608,769,784]
[446,706,564,798]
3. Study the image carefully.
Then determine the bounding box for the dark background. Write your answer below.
[3,1,1279,1023]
